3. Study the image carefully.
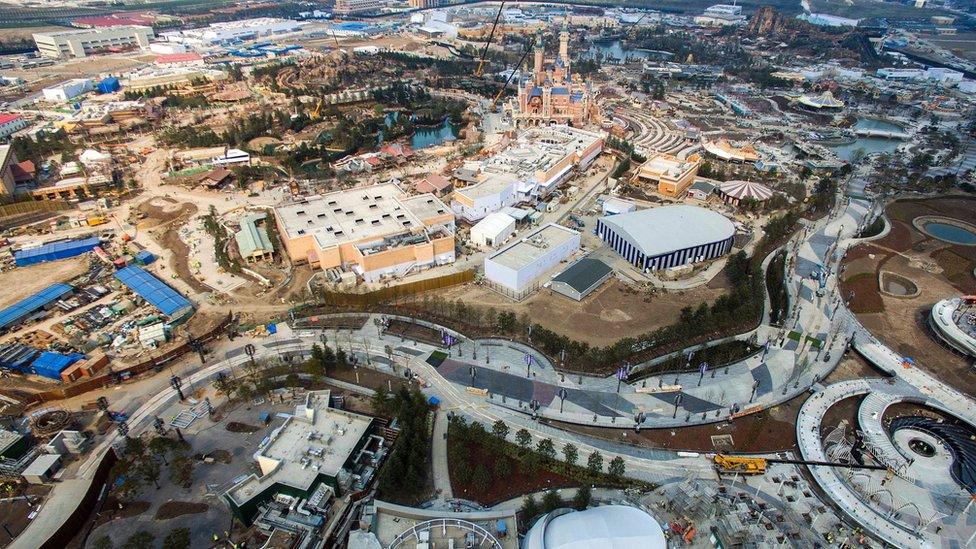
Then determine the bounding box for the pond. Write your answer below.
[586,40,671,62]
[853,117,905,133]
[411,119,459,149]
[923,221,976,245]
[828,137,901,162]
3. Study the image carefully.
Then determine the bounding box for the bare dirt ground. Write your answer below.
[0,255,88,309]
[0,26,67,41]
[5,52,146,92]
[439,277,726,347]
[841,197,976,398]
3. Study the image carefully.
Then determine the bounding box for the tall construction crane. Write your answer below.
[475,1,505,77]
[490,45,531,110]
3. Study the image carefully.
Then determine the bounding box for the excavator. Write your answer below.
[475,1,505,77]
[713,454,888,476]
[310,98,323,120]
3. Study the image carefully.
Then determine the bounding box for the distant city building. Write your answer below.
[334,0,382,16]
[33,26,154,58]
[154,52,204,68]
[597,205,735,273]
[695,4,747,26]
[0,113,28,139]
[511,23,595,128]
[409,0,441,7]
[632,152,702,197]
[797,13,860,27]
[274,182,456,282]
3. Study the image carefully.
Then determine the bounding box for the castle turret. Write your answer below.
[559,24,569,67]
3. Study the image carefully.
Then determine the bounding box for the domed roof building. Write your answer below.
[523,504,667,549]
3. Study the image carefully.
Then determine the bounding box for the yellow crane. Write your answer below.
[311,98,323,120]
[490,46,532,110]
[713,454,889,476]
[475,1,505,77]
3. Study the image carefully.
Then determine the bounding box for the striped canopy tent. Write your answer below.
[718,180,774,205]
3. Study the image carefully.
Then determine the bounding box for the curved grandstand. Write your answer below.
[930,297,976,358]
[596,205,735,272]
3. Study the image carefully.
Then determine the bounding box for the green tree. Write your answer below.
[472,464,491,492]
[541,489,564,513]
[169,452,194,488]
[121,531,155,549]
[537,438,556,461]
[91,535,114,549]
[562,443,578,467]
[572,485,591,510]
[515,428,532,450]
[371,387,393,416]
[309,344,326,375]
[162,528,190,549]
[493,457,512,478]
[491,419,509,443]
[608,456,626,480]
[125,437,146,457]
[587,451,603,475]
[135,456,162,489]
[519,493,540,520]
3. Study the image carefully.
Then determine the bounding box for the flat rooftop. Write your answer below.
[458,126,601,199]
[639,153,696,179]
[33,26,150,38]
[274,182,450,248]
[487,223,579,271]
[226,390,371,506]
[372,500,518,549]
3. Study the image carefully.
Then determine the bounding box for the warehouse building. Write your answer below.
[114,266,194,320]
[596,205,734,272]
[452,126,603,222]
[550,256,614,301]
[14,237,101,267]
[469,212,516,248]
[224,390,375,525]
[484,223,580,300]
[41,79,93,103]
[0,283,74,334]
[33,26,154,58]
[274,182,455,283]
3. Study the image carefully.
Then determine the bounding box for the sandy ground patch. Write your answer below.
[0,255,88,309]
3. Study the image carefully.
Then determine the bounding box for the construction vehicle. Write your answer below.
[86,216,108,227]
[311,98,323,120]
[713,454,888,476]
[475,1,505,77]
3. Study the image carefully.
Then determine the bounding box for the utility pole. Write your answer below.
[170,374,185,401]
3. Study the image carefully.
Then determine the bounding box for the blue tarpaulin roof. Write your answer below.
[31,352,84,380]
[135,250,156,265]
[114,266,193,317]
[14,237,101,267]
[0,283,73,331]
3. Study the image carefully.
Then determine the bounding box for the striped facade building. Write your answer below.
[596,205,735,273]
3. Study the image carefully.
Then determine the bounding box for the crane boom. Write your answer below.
[490,45,531,110]
[475,1,505,77]
[713,454,887,476]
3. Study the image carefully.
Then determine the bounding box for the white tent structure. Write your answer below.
[523,505,667,549]
[470,211,516,248]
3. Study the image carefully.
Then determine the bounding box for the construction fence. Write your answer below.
[319,269,475,308]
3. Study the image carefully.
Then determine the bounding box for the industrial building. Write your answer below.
[523,505,667,549]
[596,205,735,272]
[451,126,603,222]
[33,26,154,58]
[633,152,702,197]
[469,212,516,248]
[14,237,102,267]
[41,79,93,103]
[550,256,614,301]
[274,182,456,283]
[0,283,74,334]
[158,18,304,46]
[113,266,194,320]
[484,223,580,300]
[223,390,377,525]
[0,114,28,139]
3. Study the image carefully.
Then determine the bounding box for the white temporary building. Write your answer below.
[470,212,516,248]
[523,505,667,549]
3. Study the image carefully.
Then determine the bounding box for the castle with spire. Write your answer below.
[510,23,595,128]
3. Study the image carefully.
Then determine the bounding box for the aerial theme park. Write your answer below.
[0,0,974,547]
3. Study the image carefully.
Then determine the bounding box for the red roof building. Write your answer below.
[415,174,453,196]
